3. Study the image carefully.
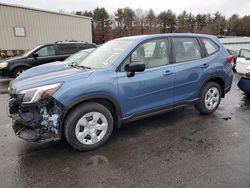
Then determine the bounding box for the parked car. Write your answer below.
[238,66,250,97]
[17,48,95,80]
[8,34,233,151]
[0,42,96,78]
[235,49,250,74]
[227,49,238,71]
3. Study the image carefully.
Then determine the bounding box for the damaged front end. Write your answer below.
[9,87,64,143]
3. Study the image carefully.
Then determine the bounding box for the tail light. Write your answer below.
[227,55,234,64]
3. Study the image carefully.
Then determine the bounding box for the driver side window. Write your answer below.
[35,45,55,57]
[121,39,170,71]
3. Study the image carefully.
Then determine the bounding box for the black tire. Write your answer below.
[12,67,28,78]
[195,81,222,115]
[64,102,114,151]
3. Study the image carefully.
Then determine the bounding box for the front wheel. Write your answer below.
[64,102,114,151]
[195,82,222,114]
[12,67,27,78]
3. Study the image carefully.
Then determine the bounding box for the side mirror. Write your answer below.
[125,62,145,77]
[33,53,39,58]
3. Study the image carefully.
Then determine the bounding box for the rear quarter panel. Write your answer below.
[198,37,233,95]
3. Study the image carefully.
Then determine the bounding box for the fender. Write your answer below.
[61,93,123,128]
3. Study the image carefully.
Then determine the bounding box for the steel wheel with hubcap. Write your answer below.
[64,102,114,151]
[75,112,108,145]
[195,81,222,114]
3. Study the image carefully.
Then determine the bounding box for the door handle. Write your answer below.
[201,63,209,68]
[163,70,173,76]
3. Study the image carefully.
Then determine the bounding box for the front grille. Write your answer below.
[9,97,20,115]
[9,94,24,115]
[9,98,18,115]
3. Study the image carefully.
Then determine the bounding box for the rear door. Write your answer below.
[171,37,207,103]
[117,38,175,118]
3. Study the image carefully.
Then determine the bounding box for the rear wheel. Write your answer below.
[12,67,27,78]
[64,102,114,151]
[195,82,222,114]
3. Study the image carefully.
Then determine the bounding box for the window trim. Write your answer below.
[199,37,220,57]
[116,37,173,72]
[170,36,203,64]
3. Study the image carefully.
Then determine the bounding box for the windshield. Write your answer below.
[78,40,133,69]
[64,49,94,65]
[22,45,45,57]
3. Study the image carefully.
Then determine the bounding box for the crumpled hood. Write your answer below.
[17,61,68,79]
[10,66,94,93]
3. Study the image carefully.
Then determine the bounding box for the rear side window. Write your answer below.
[202,38,219,55]
[78,44,95,50]
[172,37,201,63]
[57,44,78,55]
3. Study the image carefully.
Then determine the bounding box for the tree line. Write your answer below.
[73,7,250,44]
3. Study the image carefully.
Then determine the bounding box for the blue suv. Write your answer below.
[8,34,233,151]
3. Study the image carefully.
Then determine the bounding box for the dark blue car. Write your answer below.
[8,33,233,151]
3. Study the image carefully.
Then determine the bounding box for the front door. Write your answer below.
[117,38,175,118]
[29,45,58,66]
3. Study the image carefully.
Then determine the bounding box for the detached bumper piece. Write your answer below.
[12,119,58,142]
[238,77,250,97]
[9,96,64,143]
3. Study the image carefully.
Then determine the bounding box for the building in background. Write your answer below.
[0,3,92,57]
[220,37,250,51]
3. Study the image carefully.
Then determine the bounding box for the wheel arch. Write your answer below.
[61,94,123,133]
[10,64,31,77]
[200,76,225,98]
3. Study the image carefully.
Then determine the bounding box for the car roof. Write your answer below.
[39,42,96,46]
[115,33,217,42]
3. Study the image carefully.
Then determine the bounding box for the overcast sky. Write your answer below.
[1,0,250,18]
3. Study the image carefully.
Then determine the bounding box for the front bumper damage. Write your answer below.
[9,95,64,143]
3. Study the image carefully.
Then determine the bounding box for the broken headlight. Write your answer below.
[19,83,62,104]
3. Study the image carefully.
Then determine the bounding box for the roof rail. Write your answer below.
[54,40,89,43]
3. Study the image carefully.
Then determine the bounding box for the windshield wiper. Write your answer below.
[69,63,92,70]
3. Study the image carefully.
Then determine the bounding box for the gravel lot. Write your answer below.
[0,75,250,188]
